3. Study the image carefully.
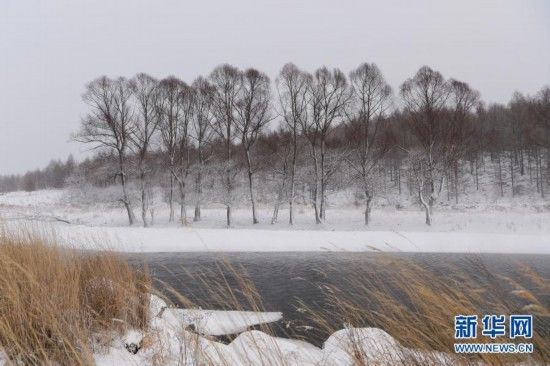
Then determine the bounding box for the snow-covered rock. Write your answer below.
[148,295,282,336]
[323,327,403,364]
[323,327,455,365]
[94,296,457,365]
[229,330,325,365]
[179,309,283,336]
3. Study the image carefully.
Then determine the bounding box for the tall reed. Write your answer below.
[0,228,150,365]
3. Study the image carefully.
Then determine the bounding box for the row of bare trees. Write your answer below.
[60,63,550,227]
[74,65,273,227]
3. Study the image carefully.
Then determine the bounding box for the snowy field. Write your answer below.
[0,189,549,254]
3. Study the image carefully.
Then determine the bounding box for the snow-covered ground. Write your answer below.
[0,189,549,254]
[0,190,547,365]
[92,294,455,366]
[0,292,454,365]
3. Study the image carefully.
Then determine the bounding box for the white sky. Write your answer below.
[1,0,549,174]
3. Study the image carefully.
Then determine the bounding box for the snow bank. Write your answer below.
[48,223,550,254]
[228,330,325,365]
[149,295,282,336]
[323,327,453,365]
[94,296,457,365]
[0,190,63,206]
[2,188,549,254]
[177,309,282,336]
[94,295,285,365]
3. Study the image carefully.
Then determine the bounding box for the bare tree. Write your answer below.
[400,66,450,225]
[483,104,508,197]
[158,76,185,222]
[235,68,272,224]
[191,77,215,221]
[447,79,481,203]
[347,63,392,225]
[303,67,349,223]
[276,63,309,225]
[75,76,136,225]
[129,73,160,227]
[264,129,292,224]
[173,84,195,225]
[209,64,242,227]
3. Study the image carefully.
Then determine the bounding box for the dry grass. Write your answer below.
[294,255,550,365]
[152,254,549,365]
[0,228,151,365]
[0,226,547,365]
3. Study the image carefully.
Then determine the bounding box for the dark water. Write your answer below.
[126,252,550,345]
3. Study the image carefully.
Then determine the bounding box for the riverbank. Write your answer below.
[0,230,548,365]
[2,189,549,254]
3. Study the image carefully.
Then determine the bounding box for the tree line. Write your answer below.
[2,63,548,227]
[0,156,75,193]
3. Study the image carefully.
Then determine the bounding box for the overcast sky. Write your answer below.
[1,0,549,174]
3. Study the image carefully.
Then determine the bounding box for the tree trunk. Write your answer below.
[312,186,321,225]
[397,166,402,194]
[539,150,545,198]
[311,144,322,225]
[225,162,232,227]
[119,156,135,226]
[169,174,175,222]
[225,123,232,227]
[226,206,231,227]
[545,148,550,189]
[475,156,479,191]
[319,138,326,220]
[528,151,533,184]
[364,191,372,226]
[245,149,259,224]
[272,167,287,225]
[510,152,515,197]
[313,180,321,225]
[519,149,525,175]
[424,203,432,226]
[446,170,450,201]
[141,194,148,227]
[419,185,431,226]
[179,182,187,225]
[289,170,295,225]
[140,171,148,228]
[454,161,459,204]
[194,148,203,222]
[194,205,201,222]
[497,155,504,197]
[271,201,280,224]
[194,167,202,221]
[271,187,283,224]
[289,134,297,225]
[226,167,232,227]
[535,149,540,193]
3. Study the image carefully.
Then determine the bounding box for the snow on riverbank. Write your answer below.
[146,288,283,337]
[46,223,550,254]
[168,309,282,336]
[93,295,455,365]
[1,189,549,254]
